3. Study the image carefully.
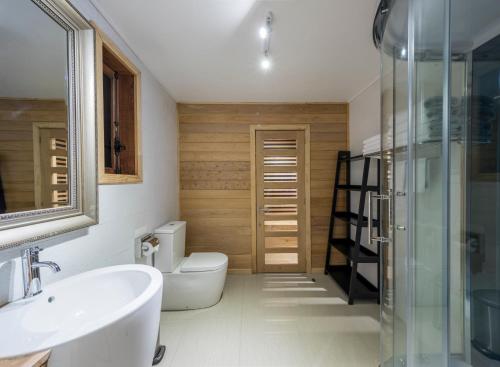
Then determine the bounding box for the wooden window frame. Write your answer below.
[93,23,142,185]
[250,124,311,273]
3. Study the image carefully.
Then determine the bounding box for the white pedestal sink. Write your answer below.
[0,264,163,367]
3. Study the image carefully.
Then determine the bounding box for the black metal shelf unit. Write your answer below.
[324,151,380,305]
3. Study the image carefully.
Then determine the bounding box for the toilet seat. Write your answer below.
[180,252,228,273]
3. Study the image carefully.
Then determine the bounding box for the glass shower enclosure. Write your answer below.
[375,0,500,366]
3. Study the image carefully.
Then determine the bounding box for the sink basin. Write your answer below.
[0,264,163,367]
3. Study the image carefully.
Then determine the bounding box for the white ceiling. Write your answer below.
[91,0,380,103]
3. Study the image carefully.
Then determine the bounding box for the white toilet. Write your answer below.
[154,221,228,310]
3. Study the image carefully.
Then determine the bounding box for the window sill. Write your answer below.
[99,173,142,185]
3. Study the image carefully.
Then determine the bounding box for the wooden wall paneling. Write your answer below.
[0,98,66,213]
[178,103,349,272]
[249,127,257,273]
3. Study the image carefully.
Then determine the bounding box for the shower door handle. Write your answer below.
[368,192,390,245]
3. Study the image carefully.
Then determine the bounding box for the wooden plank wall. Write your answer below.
[0,98,66,212]
[178,103,348,272]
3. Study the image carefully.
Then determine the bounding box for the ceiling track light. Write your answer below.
[259,12,273,40]
[260,11,274,71]
[261,51,271,70]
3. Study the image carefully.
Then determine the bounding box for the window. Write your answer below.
[94,24,142,184]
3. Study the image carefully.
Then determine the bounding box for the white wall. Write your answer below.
[349,79,380,154]
[0,0,179,305]
[348,78,380,286]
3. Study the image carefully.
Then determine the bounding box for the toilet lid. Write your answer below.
[180,252,228,273]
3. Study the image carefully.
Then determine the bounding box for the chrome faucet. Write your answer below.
[21,247,61,298]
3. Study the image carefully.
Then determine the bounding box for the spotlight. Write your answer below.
[259,26,269,39]
[261,57,272,70]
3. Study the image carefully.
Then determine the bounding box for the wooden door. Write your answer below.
[35,127,69,208]
[256,130,306,273]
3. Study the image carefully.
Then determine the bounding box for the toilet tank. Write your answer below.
[154,221,186,273]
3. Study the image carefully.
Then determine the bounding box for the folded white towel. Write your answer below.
[363,137,380,145]
[363,141,380,148]
[363,145,380,155]
[363,138,380,145]
[363,143,380,150]
[363,144,380,152]
[363,150,380,156]
[363,134,381,145]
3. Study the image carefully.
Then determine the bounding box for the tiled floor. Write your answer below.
[158,273,380,367]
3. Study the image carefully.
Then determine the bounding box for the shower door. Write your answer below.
[378,0,500,366]
[379,0,411,365]
[379,0,449,365]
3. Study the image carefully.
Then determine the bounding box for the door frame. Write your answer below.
[33,122,67,208]
[250,124,311,273]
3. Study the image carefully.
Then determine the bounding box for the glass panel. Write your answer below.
[265,253,298,265]
[412,0,448,365]
[263,172,297,182]
[103,73,113,168]
[448,58,467,365]
[263,139,297,149]
[265,237,298,249]
[392,46,410,367]
[263,204,298,215]
[380,52,395,365]
[380,0,409,365]
[264,188,298,199]
[263,156,297,166]
[264,220,298,232]
[450,1,500,366]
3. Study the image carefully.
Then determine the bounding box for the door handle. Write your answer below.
[368,192,390,245]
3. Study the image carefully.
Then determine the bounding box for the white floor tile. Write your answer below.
[159,274,380,367]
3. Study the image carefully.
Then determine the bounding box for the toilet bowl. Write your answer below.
[154,221,228,310]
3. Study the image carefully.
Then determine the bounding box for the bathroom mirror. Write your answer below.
[0,0,97,249]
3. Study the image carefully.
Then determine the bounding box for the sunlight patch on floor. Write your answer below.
[262,296,347,306]
[262,287,327,292]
